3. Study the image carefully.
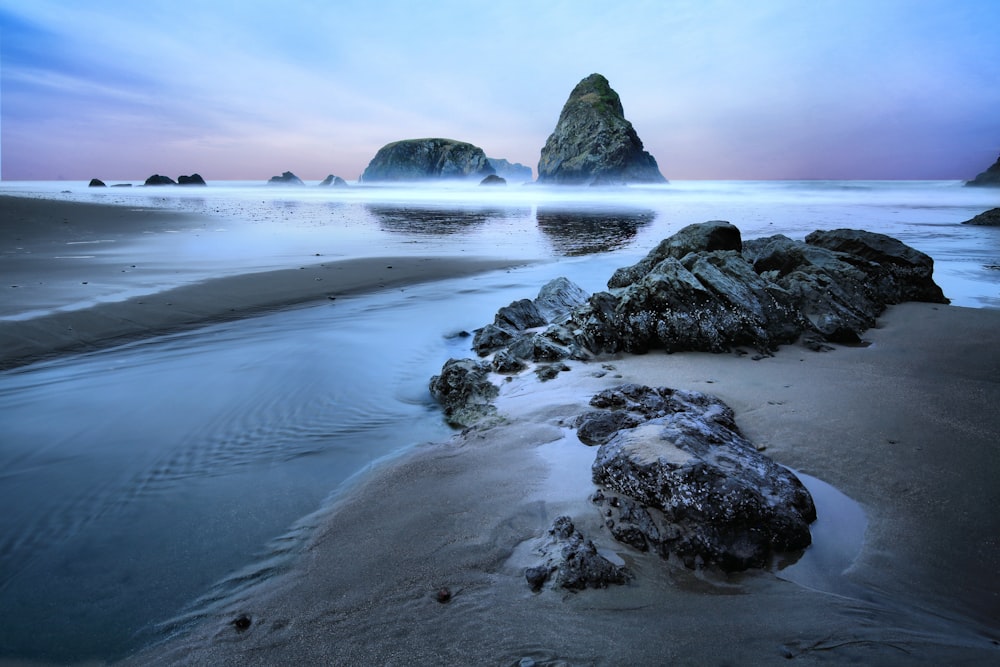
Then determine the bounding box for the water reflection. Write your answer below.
[367,205,524,235]
[536,207,655,255]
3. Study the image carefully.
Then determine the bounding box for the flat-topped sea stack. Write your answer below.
[537,73,666,185]
[966,154,1000,187]
[360,138,495,182]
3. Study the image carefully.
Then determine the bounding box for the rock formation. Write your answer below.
[144,174,176,186]
[486,158,532,182]
[318,174,348,187]
[360,138,495,182]
[479,174,506,186]
[962,207,1000,226]
[177,173,206,186]
[966,154,1000,187]
[537,73,666,185]
[268,171,305,186]
[524,516,631,591]
[585,384,816,571]
[88,179,106,187]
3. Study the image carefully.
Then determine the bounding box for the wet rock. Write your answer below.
[537,73,666,185]
[361,138,495,182]
[177,173,206,186]
[144,174,176,186]
[534,276,590,324]
[576,410,642,446]
[268,171,305,186]
[428,358,499,427]
[589,385,816,572]
[491,349,527,374]
[526,516,631,591]
[608,220,743,288]
[962,207,1000,226]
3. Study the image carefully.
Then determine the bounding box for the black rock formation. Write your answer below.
[428,358,499,428]
[966,154,1000,187]
[480,174,506,186]
[268,171,305,186]
[587,384,816,572]
[144,174,176,186]
[486,157,532,182]
[177,173,206,186]
[88,179,106,187]
[361,138,495,182]
[318,174,348,187]
[524,516,631,591]
[537,73,666,185]
[962,207,1000,226]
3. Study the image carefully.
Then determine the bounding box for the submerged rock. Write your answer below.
[965,154,1000,187]
[962,207,1000,226]
[361,138,495,182]
[525,516,631,591]
[537,73,666,185]
[268,171,305,186]
[588,385,816,572]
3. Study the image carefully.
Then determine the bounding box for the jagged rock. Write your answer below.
[589,385,816,571]
[537,73,666,185]
[608,220,742,288]
[319,174,349,187]
[480,174,506,186]
[428,358,499,427]
[962,208,1000,226]
[268,171,305,186]
[486,158,532,182]
[361,138,495,182]
[144,174,176,186]
[471,279,589,356]
[177,173,206,186]
[491,349,527,374]
[965,154,1000,187]
[88,178,106,187]
[804,228,948,305]
[534,276,590,323]
[525,516,630,591]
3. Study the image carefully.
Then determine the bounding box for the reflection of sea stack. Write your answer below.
[537,73,666,185]
[966,154,1000,187]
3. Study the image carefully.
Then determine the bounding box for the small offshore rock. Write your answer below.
[479,174,506,186]
[962,207,1000,226]
[88,178,106,187]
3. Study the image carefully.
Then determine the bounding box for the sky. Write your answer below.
[1,0,999,181]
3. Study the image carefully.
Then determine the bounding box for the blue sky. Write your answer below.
[2,0,999,181]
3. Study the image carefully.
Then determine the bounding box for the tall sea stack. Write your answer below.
[537,73,666,185]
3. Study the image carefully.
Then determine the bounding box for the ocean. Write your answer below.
[1,180,998,662]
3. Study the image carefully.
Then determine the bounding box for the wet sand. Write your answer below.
[0,195,530,369]
[126,301,1000,666]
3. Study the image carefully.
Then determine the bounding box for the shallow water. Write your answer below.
[1,180,998,662]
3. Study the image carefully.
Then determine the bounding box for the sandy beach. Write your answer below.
[2,195,998,665]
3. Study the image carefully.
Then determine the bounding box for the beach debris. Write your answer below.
[586,385,816,572]
[525,516,631,591]
[434,587,452,603]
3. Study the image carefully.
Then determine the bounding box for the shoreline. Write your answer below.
[128,301,1000,666]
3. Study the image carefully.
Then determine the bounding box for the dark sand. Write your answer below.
[0,195,530,369]
[3,197,998,664]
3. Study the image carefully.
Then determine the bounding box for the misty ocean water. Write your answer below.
[1,180,998,662]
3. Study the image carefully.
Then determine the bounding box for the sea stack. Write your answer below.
[966,154,1000,187]
[360,138,495,182]
[537,73,666,185]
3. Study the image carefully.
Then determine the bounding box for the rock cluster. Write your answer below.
[524,516,631,591]
[585,384,816,571]
[965,154,1000,187]
[360,138,495,182]
[432,222,948,426]
[537,73,666,185]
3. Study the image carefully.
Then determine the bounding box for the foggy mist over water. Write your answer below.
[1,180,999,662]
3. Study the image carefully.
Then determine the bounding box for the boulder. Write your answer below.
[524,516,631,591]
[537,73,666,185]
[268,171,305,186]
[608,220,742,288]
[480,174,506,186]
[88,178,106,187]
[588,385,816,571]
[319,174,349,187]
[962,207,1000,226]
[486,157,533,182]
[144,174,176,186]
[177,173,206,186]
[360,138,495,182]
[965,154,1000,187]
[428,358,499,428]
